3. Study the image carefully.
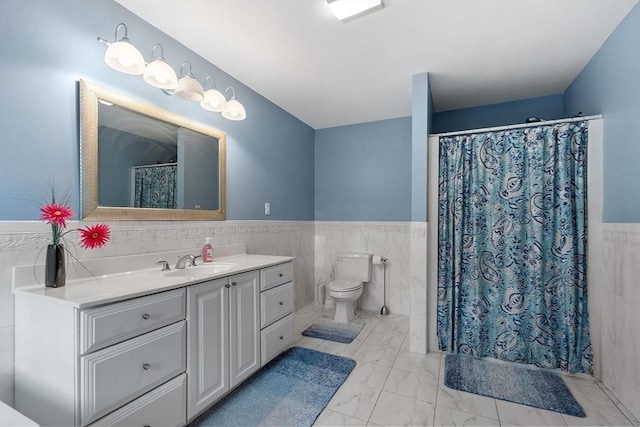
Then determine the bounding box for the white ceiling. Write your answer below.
[115,0,638,129]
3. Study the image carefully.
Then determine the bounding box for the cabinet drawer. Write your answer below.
[91,373,186,427]
[81,321,186,426]
[260,262,294,291]
[80,288,185,354]
[261,314,293,366]
[260,281,293,328]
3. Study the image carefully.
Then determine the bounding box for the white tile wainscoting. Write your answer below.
[599,223,640,421]
[314,221,428,354]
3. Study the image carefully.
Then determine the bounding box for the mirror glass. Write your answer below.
[80,80,226,221]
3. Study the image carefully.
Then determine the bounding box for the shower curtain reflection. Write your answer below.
[437,121,593,374]
[133,163,177,209]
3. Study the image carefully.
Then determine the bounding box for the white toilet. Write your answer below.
[328,252,373,322]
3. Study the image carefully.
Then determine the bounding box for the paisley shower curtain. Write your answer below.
[133,164,177,209]
[437,121,593,374]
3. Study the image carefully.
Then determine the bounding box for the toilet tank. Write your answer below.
[335,253,372,282]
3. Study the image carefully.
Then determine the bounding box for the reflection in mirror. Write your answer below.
[80,80,226,221]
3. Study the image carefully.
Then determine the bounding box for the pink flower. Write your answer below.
[78,224,111,249]
[40,203,74,228]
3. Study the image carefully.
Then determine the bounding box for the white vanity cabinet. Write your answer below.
[259,262,294,365]
[13,251,294,427]
[186,270,260,421]
[15,288,187,427]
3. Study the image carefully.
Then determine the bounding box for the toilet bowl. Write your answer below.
[327,252,372,322]
[328,279,363,322]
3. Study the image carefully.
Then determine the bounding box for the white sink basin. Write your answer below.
[165,262,237,278]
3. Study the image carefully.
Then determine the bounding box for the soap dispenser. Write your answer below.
[202,238,213,263]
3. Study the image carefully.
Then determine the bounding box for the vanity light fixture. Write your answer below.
[200,76,227,112]
[175,61,204,102]
[143,44,178,90]
[98,23,145,75]
[327,0,384,22]
[221,87,247,121]
[97,23,246,120]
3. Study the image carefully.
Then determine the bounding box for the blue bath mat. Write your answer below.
[444,353,585,417]
[301,318,364,343]
[189,347,356,426]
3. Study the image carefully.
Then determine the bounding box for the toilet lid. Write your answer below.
[329,279,361,292]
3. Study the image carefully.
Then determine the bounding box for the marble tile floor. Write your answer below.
[291,304,639,427]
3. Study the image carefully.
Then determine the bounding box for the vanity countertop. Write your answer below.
[12,253,294,309]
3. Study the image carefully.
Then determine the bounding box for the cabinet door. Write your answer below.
[186,278,229,420]
[228,271,260,388]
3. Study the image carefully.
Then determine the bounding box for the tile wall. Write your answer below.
[599,223,640,420]
[314,221,428,353]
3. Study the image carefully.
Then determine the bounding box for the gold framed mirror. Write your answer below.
[79,79,226,221]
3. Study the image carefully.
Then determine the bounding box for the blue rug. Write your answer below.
[444,353,585,417]
[189,347,356,426]
[301,318,364,343]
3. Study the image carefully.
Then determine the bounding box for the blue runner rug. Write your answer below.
[444,353,585,417]
[189,347,356,426]
[301,318,364,343]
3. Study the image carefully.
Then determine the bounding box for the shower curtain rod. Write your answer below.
[132,162,178,169]
[434,114,603,138]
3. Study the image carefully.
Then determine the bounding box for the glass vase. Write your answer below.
[45,244,65,288]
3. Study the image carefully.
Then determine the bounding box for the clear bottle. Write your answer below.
[202,237,213,263]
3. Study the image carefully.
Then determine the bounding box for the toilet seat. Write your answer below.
[328,279,362,292]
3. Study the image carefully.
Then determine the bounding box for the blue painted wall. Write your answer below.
[314,117,412,221]
[0,0,314,221]
[432,94,564,134]
[564,3,640,223]
[411,73,432,222]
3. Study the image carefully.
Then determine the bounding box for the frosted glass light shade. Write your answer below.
[143,59,178,89]
[175,76,204,102]
[327,0,384,21]
[221,98,246,121]
[201,88,227,112]
[104,40,145,75]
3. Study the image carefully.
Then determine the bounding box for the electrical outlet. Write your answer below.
[265,202,271,215]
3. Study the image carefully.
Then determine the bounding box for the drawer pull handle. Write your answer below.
[231,281,237,286]
[279,336,284,340]
[279,273,284,277]
[279,301,284,306]
[142,313,150,320]
[142,363,151,370]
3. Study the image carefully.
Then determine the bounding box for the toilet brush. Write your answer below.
[379,257,389,315]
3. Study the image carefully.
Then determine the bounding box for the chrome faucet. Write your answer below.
[175,254,196,269]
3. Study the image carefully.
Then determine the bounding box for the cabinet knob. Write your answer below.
[225,284,230,288]
[142,313,150,320]
[278,273,284,277]
[142,363,151,370]
[231,281,237,286]
[279,336,284,340]
[279,301,284,306]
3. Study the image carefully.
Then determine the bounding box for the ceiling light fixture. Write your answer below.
[98,23,145,75]
[143,44,178,90]
[327,0,384,22]
[221,87,247,121]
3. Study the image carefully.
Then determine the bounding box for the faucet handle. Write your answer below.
[157,260,171,271]
[192,255,202,266]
